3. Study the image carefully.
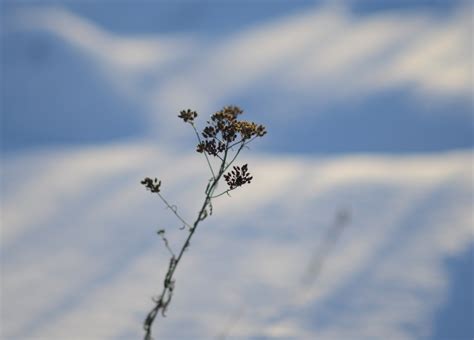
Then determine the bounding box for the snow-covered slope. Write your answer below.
[2,144,472,339]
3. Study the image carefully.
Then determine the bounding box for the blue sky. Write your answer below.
[1,1,473,339]
[1,0,472,154]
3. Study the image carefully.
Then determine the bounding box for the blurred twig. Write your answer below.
[301,208,351,286]
[216,305,246,340]
[216,208,351,339]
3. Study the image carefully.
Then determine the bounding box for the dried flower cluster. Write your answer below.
[224,164,253,189]
[181,105,266,157]
[140,105,266,340]
[140,177,161,193]
[177,109,197,123]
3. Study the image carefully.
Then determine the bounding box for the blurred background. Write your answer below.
[1,0,472,339]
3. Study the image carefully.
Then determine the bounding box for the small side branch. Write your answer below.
[211,189,233,199]
[157,230,175,257]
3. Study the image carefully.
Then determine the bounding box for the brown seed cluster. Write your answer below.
[195,105,266,156]
[178,109,197,123]
[141,177,161,193]
[224,164,253,190]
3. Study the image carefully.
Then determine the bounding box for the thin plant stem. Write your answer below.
[143,146,229,340]
[141,107,266,340]
[223,143,245,173]
[157,192,191,230]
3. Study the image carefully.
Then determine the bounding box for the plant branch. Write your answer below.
[191,122,216,179]
[142,106,266,340]
[156,192,191,230]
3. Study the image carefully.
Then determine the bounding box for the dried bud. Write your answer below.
[196,142,205,153]
[256,124,267,137]
[202,126,216,138]
[178,109,198,123]
[141,177,161,193]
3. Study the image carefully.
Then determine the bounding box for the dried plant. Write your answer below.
[140,106,266,339]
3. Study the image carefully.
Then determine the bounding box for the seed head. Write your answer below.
[178,109,198,123]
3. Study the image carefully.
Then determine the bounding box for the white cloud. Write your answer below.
[8,3,471,138]
[285,6,471,97]
[150,3,472,123]
[12,7,191,72]
[8,6,194,108]
[1,144,472,338]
